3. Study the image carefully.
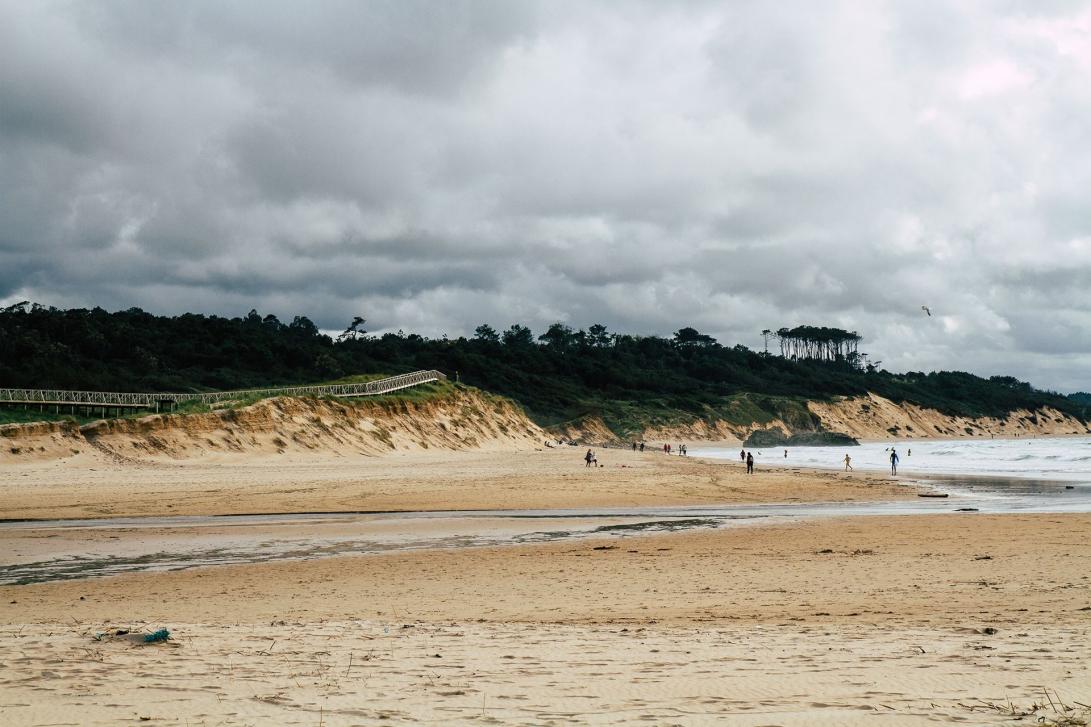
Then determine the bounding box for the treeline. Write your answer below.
[0,303,1084,430]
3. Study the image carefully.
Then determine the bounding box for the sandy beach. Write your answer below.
[2,449,1090,725]
[0,446,908,521]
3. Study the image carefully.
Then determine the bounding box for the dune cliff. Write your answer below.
[807,394,1089,441]
[638,394,1089,444]
[3,389,1087,463]
[0,388,545,464]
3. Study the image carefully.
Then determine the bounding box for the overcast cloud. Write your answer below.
[2,1,1090,390]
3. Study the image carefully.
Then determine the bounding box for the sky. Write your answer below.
[1,1,1090,392]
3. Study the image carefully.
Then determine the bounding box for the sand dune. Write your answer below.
[0,387,544,465]
[809,394,1090,440]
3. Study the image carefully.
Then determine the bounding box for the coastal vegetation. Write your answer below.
[1,303,1084,434]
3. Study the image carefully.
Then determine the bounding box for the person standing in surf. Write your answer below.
[890,448,899,475]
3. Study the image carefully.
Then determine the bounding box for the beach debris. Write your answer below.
[93,627,171,644]
[956,508,979,512]
[144,628,171,643]
[592,545,617,551]
[974,555,993,560]
[980,627,999,635]
[918,492,948,498]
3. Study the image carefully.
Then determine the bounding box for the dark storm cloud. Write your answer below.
[2,1,1091,390]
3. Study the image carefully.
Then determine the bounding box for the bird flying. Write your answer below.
[921,306,932,317]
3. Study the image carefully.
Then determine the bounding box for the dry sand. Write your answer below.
[0,446,907,520]
[2,449,1090,725]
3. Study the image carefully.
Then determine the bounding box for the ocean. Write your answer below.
[694,436,1091,484]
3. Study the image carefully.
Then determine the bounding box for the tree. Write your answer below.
[775,326,860,364]
[338,315,367,342]
[673,327,717,347]
[586,323,612,348]
[501,324,534,347]
[288,316,319,337]
[538,323,576,349]
[473,324,500,343]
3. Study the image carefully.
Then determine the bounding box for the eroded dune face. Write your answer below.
[807,394,1090,440]
[0,389,545,464]
[639,395,1088,445]
[4,389,1086,465]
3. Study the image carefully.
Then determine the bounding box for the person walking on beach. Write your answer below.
[585,449,594,468]
[746,451,754,474]
[784,449,788,458]
[890,448,899,475]
[639,441,644,452]
[844,453,853,471]
[740,449,745,462]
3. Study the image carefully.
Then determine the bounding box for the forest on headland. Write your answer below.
[1,303,1086,433]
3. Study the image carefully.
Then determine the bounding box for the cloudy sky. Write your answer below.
[2,1,1090,390]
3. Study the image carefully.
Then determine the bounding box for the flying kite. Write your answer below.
[921,306,932,317]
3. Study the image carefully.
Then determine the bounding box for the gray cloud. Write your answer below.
[2,0,1091,391]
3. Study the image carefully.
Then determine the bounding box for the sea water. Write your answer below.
[695,436,1091,484]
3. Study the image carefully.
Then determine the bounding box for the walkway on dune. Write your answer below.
[0,369,447,411]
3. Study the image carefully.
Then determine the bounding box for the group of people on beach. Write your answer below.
[739,449,755,474]
[584,442,911,477]
[843,447,908,474]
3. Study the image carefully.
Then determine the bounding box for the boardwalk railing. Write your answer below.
[0,370,447,409]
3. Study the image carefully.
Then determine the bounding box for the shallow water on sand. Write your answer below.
[3,467,1091,585]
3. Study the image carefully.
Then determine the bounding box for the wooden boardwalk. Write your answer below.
[0,370,446,412]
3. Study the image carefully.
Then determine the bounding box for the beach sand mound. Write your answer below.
[0,388,545,463]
